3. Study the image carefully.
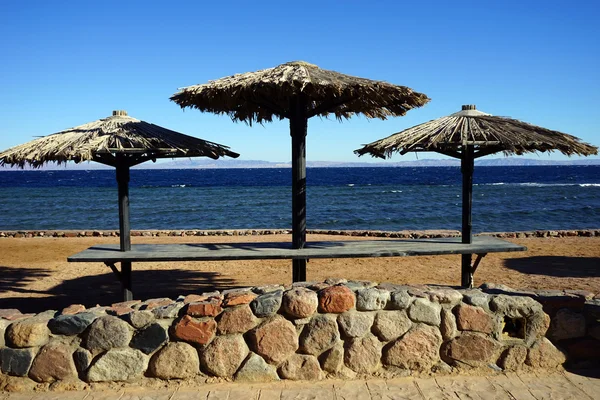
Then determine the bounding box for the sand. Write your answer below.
[0,234,598,313]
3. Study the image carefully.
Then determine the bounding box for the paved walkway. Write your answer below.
[2,370,599,399]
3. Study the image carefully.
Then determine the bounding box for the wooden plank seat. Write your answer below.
[68,236,526,300]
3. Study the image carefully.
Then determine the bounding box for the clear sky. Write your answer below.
[1,1,598,163]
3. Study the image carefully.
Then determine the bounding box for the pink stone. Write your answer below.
[61,304,86,315]
[318,286,355,313]
[28,343,77,382]
[443,332,499,365]
[186,300,223,317]
[455,304,494,334]
[142,298,173,310]
[383,325,442,370]
[223,292,257,307]
[0,309,22,320]
[111,300,141,308]
[172,315,216,345]
[110,306,134,316]
[184,294,210,304]
[248,316,298,364]
[217,305,258,335]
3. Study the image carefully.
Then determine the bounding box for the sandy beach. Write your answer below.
[0,233,598,313]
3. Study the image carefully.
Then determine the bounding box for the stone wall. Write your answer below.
[2,280,593,390]
[1,228,599,239]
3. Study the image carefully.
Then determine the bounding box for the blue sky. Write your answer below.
[1,1,598,163]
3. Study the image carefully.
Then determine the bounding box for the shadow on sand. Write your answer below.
[503,256,600,278]
[0,266,239,313]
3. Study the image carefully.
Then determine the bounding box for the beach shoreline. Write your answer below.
[0,231,598,313]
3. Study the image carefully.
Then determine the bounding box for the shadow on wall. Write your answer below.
[503,256,600,278]
[0,266,239,313]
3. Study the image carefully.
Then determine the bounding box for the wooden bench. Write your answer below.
[68,236,526,300]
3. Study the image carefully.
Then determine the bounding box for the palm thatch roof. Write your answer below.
[170,61,430,124]
[0,110,239,168]
[355,105,598,159]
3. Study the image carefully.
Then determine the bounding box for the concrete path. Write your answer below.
[2,370,599,400]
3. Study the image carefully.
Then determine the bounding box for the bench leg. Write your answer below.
[461,254,472,288]
[292,259,307,282]
[121,262,133,301]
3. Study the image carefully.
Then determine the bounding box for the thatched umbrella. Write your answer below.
[355,104,598,287]
[0,110,239,299]
[170,61,429,281]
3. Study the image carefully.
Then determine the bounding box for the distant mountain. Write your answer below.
[1,157,599,171]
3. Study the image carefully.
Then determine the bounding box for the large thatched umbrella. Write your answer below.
[171,61,429,281]
[355,104,598,287]
[0,110,239,299]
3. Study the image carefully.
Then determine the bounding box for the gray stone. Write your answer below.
[151,302,184,319]
[48,312,96,335]
[344,280,375,291]
[320,344,344,373]
[373,310,412,342]
[130,323,169,354]
[123,310,155,329]
[344,334,381,373]
[201,334,248,377]
[548,308,586,341]
[337,311,375,338]
[440,309,458,340]
[389,290,412,309]
[148,342,199,379]
[427,288,463,306]
[0,347,36,376]
[462,290,490,309]
[84,316,133,352]
[253,285,285,295]
[489,295,542,318]
[300,314,339,355]
[234,352,279,382]
[383,325,442,371]
[356,288,390,311]
[279,354,322,380]
[87,348,148,382]
[73,348,92,375]
[5,318,50,348]
[250,290,283,317]
[408,298,441,326]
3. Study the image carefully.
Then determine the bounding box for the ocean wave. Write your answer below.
[477,182,599,187]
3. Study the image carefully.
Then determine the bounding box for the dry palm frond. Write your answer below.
[355,105,598,159]
[171,61,430,125]
[0,110,239,168]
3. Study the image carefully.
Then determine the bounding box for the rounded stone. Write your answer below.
[489,295,542,318]
[86,348,148,382]
[130,323,169,355]
[28,342,77,382]
[320,344,344,373]
[389,290,412,309]
[282,288,318,318]
[383,324,442,371]
[455,304,494,334]
[373,310,412,342]
[148,342,200,379]
[300,315,340,355]
[248,315,298,364]
[525,338,566,369]
[356,288,390,311]
[6,318,50,348]
[124,310,155,329]
[235,352,280,382]
[344,335,382,373]
[440,309,458,341]
[408,298,441,326]
[548,308,586,341]
[279,354,322,380]
[84,316,132,352]
[217,305,258,335]
[201,334,249,377]
[498,346,527,371]
[48,313,97,336]
[0,347,36,377]
[250,290,283,317]
[318,286,355,313]
[337,312,375,338]
[442,332,500,366]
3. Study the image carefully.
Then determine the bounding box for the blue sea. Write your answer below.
[0,166,598,233]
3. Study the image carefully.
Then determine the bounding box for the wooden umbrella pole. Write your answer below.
[116,159,133,300]
[461,145,475,288]
[290,96,308,282]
